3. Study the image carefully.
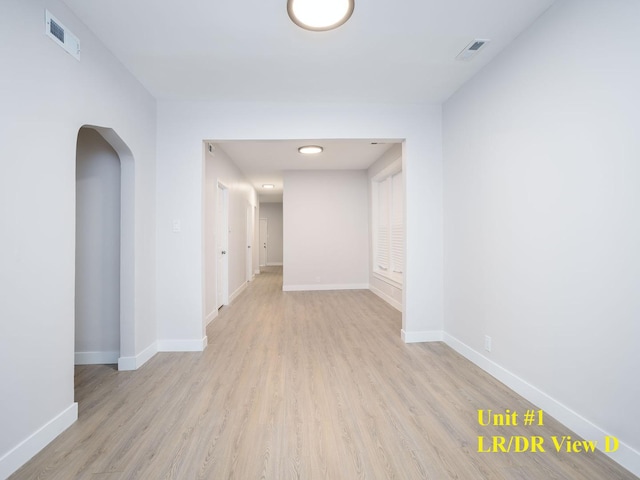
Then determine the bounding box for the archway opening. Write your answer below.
[74,125,136,371]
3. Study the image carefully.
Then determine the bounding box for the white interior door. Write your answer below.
[217,183,229,308]
[259,218,268,267]
[246,206,253,282]
[253,206,258,274]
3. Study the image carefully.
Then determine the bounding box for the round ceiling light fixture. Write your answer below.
[298,145,324,154]
[287,0,355,32]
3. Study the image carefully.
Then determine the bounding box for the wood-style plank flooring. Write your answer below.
[11,267,637,479]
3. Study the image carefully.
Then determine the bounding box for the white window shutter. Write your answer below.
[377,179,390,270]
[377,227,390,270]
[391,223,403,273]
[391,172,403,273]
[372,161,403,284]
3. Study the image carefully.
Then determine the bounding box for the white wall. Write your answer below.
[75,128,120,364]
[259,203,283,266]
[156,101,443,346]
[283,171,368,290]
[0,1,156,477]
[368,143,403,311]
[443,0,640,474]
[204,146,257,328]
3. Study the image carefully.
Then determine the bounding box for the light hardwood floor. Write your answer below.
[11,267,636,479]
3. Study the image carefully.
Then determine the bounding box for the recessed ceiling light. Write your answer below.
[298,145,323,155]
[262,184,275,189]
[287,0,355,32]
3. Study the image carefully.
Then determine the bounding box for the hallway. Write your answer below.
[11,268,635,479]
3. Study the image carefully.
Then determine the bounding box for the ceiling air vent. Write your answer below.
[456,39,490,61]
[45,10,80,61]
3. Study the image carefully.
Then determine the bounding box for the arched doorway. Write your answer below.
[74,125,135,370]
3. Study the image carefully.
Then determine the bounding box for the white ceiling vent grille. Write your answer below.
[456,39,490,61]
[45,10,80,61]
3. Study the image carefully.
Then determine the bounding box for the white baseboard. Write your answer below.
[0,402,77,480]
[205,309,217,326]
[443,333,640,477]
[157,337,207,352]
[266,262,283,266]
[118,342,157,371]
[254,268,260,275]
[74,350,119,365]
[369,284,402,312]
[283,283,369,292]
[401,329,444,343]
[229,281,248,304]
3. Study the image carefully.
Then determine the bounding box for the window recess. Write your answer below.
[372,159,403,286]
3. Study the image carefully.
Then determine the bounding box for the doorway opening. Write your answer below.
[74,126,135,370]
[201,139,405,336]
[75,128,120,364]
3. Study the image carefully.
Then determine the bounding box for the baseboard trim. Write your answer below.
[369,284,402,312]
[205,309,217,326]
[0,402,77,480]
[266,262,283,266]
[443,333,640,477]
[401,329,444,343]
[283,283,369,292]
[157,337,207,352]
[118,342,157,371]
[74,350,119,365]
[229,281,248,304]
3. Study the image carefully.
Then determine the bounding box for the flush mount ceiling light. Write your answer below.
[262,184,275,189]
[298,145,324,154]
[287,0,355,32]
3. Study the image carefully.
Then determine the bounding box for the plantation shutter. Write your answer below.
[376,179,390,270]
[390,172,403,274]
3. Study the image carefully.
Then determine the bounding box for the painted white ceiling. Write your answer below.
[62,0,555,104]
[62,0,555,198]
[214,139,396,202]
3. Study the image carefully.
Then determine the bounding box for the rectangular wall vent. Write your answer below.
[45,10,80,61]
[456,38,490,61]
[49,18,65,43]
